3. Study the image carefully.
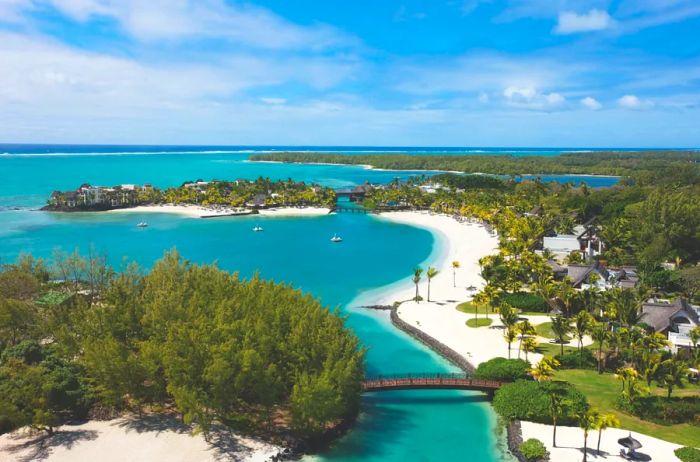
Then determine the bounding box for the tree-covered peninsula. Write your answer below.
[249,150,700,180]
[43,177,336,211]
[0,251,365,442]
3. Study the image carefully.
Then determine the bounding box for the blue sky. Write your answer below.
[1,0,699,147]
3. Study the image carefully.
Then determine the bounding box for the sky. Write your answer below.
[0,0,699,147]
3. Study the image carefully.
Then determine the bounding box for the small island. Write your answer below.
[42,177,337,217]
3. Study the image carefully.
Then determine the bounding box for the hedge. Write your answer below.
[676,447,700,462]
[502,292,548,312]
[493,380,587,425]
[619,396,700,425]
[474,357,531,382]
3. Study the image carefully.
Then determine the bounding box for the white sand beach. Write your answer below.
[0,415,281,462]
[520,421,682,462]
[107,204,331,218]
[258,206,331,217]
[367,211,591,367]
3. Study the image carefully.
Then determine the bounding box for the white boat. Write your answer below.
[136,222,148,228]
[253,225,264,232]
[330,234,342,243]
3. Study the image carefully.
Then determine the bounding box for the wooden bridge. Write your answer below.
[361,373,503,394]
[331,206,372,214]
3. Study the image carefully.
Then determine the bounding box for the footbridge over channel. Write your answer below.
[361,373,503,396]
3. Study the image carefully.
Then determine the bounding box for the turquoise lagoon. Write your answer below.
[0,146,617,461]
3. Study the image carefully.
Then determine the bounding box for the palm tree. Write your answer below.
[590,322,609,374]
[615,367,640,402]
[531,356,560,382]
[610,288,643,328]
[542,382,568,448]
[574,311,593,355]
[516,319,535,359]
[660,357,688,399]
[412,268,423,302]
[451,261,460,288]
[426,267,439,302]
[594,413,620,455]
[577,408,599,462]
[504,328,517,359]
[523,337,538,362]
[551,315,571,356]
[640,352,663,388]
[499,303,518,328]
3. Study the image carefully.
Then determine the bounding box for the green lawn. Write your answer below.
[535,342,580,357]
[456,301,492,314]
[555,369,700,447]
[534,321,571,341]
[466,318,493,328]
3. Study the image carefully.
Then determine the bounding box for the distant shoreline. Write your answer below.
[43,203,333,219]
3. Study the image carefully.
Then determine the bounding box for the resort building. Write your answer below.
[542,218,602,261]
[641,298,700,353]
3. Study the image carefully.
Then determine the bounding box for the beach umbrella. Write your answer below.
[617,434,642,450]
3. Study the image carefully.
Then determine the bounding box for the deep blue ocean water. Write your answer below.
[0,144,628,461]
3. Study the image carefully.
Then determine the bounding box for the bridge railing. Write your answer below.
[364,372,469,381]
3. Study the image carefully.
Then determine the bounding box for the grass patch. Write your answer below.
[456,301,491,314]
[535,321,571,341]
[536,342,580,357]
[555,369,700,447]
[466,318,493,328]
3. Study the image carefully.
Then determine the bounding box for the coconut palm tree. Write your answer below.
[451,260,460,288]
[590,322,609,374]
[551,315,571,356]
[577,408,600,462]
[594,413,620,455]
[523,337,538,362]
[660,357,688,399]
[412,268,423,302]
[542,381,568,448]
[615,367,640,403]
[504,328,517,359]
[426,267,439,302]
[516,319,535,359]
[574,311,593,355]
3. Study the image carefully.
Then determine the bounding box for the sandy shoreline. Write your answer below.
[106,204,331,218]
[0,415,281,462]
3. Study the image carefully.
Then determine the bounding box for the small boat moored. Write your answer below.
[253,225,264,232]
[136,222,148,228]
[330,234,342,243]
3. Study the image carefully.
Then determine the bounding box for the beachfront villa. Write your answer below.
[49,183,146,209]
[542,219,602,261]
[642,298,700,353]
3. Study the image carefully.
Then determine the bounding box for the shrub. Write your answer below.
[675,447,700,462]
[474,357,531,382]
[493,380,587,425]
[554,349,596,370]
[502,292,548,312]
[620,396,700,425]
[519,438,547,461]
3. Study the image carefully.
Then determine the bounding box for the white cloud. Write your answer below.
[581,96,602,110]
[554,9,615,34]
[618,94,654,109]
[503,86,566,110]
[3,0,357,50]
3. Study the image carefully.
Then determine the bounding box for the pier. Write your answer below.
[362,373,502,395]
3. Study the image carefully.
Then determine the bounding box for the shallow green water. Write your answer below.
[0,148,522,461]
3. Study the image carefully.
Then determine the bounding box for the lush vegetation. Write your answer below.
[492,380,588,425]
[250,150,700,178]
[501,292,549,313]
[519,438,547,461]
[556,369,700,447]
[474,357,531,382]
[46,177,336,211]
[676,447,700,462]
[0,251,365,440]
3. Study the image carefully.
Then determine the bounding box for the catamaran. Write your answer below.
[253,225,264,232]
[136,222,148,228]
[330,234,342,242]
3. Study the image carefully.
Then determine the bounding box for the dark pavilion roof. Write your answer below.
[641,299,699,332]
